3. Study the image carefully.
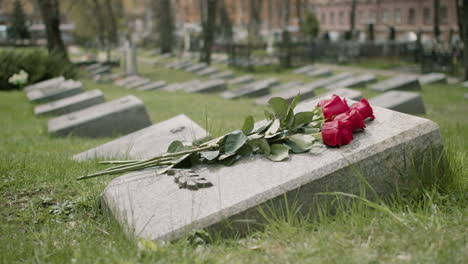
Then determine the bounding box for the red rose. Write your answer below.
[318,95,350,120]
[350,98,375,120]
[321,120,354,147]
[334,109,365,131]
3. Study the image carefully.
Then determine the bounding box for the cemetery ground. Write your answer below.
[1,60,467,263]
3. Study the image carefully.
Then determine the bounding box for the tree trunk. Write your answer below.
[350,0,357,39]
[218,0,233,43]
[156,0,174,54]
[36,0,68,61]
[200,0,218,64]
[295,0,303,37]
[248,0,262,44]
[433,0,440,41]
[461,0,468,80]
[281,0,291,68]
[91,0,106,48]
[104,0,119,45]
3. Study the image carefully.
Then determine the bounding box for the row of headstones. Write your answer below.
[293,64,452,115]
[24,75,153,138]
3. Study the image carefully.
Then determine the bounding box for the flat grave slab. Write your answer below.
[137,81,167,91]
[90,66,111,76]
[255,84,316,105]
[85,63,102,72]
[293,65,315,74]
[465,94,468,99]
[24,76,65,93]
[222,78,279,100]
[306,68,332,78]
[162,80,202,92]
[418,73,447,85]
[209,71,235,80]
[316,87,363,101]
[48,95,151,138]
[370,76,421,92]
[325,74,376,89]
[27,80,84,103]
[186,63,208,73]
[277,81,304,90]
[74,114,208,161]
[369,91,426,115]
[115,75,141,86]
[34,89,105,116]
[228,75,255,86]
[101,98,442,242]
[126,78,152,89]
[304,72,354,90]
[463,81,468,87]
[197,67,219,77]
[187,79,227,93]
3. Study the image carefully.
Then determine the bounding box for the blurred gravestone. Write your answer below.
[369,91,425,114]
[35,89,105,116]
[370,76,421,92]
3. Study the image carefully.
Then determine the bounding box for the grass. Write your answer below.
[1,56,467,263]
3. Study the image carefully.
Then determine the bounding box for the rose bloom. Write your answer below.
[350,98,375,120]
[318,95,350,120]
[334,109,365,131]
[321,120,354,147]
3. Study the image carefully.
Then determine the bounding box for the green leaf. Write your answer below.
[236,144,253,156]
[287,134,315,153]
[249,138,271,155]
[220,154,241,166]
[265,118,280,138]
[241,116,254,135]
[167,140,184,153]
[254,120,272,134]
[224,130,248,154]
[292,111,314,130]
[200,150,220,161]
[268,97,289,119]
[264,110,274,120]
[218,152,235,160]
[289,93,301,112]
[268,144,290,162]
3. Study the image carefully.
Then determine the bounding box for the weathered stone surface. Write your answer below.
[90,66,111,76]
[187,80,227,93]
[306,68,332,78]
[293,65,315,74]
[172,61,193,70]
[48,95,151,137]
[34,89,105,116]
[114,75,141,86]
[369,91,426,114]
[228,75,255,86]
[125,78,151,89]
[197,67,219,77]
[418,73,447,85]
[186,63,208,73]
[209,71,235,80]
[462,81,468,87]
[24,76,65,93]
[316,88,363,101]
[137,81,167,91]
[27,80,84,103]
[101,99,442,242]
[73,114,207,160]
[163,80,201,92]
[277,81,304,90]
[370,76,421,92]
[223,78,279,99]
[325,74,376,89]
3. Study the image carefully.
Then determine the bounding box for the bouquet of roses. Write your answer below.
[78,94,375,181]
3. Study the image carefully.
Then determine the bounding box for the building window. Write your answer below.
[339,11,344,25]
[382,8,392,24]
[395,8,401,24]
[423,7,431,25]
[330,12,335,25]
[440,6,448,25]
[408,8,416,25]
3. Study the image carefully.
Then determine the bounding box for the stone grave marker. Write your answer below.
[164,80,201,92]
[197,67,219,77]
[137,81,167,91]
[228,75,255,86]
[255,84,315,105]
[209,71,234,80]
[126,78,152,89]
[418,73,447,85]
[101,98,442,242]
[115,75,141,86]
[316,87,363,101]
[293,65,315,74]
[187,79,227,93]
[223,78,279,100]
[186,63,208,73]
[73,114,208,161]
[24,76,65,93]
[34,89,105,116]
[27,80,84,103]
[465,94,468,99]
[306,68,332,78]
[48,95,151,137]
[325,74,376,89]
[277,81,304,90]
[85,63,102,72]
[369,91,426,114]
[90,66,111,76]
[174,62,194,70]
[462,81,468,87]
[370,76,421,92]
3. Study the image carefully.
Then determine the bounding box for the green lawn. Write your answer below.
[1,58,467,263]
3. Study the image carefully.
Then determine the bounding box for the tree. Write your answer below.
[218,0,233,43]
[349,0,357,39]
[7,0,30,41]
[248,0,262,43]
[433,0,440,41]
[156,0,174,54]
[302,12,320,39]
[280,0,292,67]
[456,0,468,80]
[295,0,304,36]
[36,0,68,61]
[200,0,218,64]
